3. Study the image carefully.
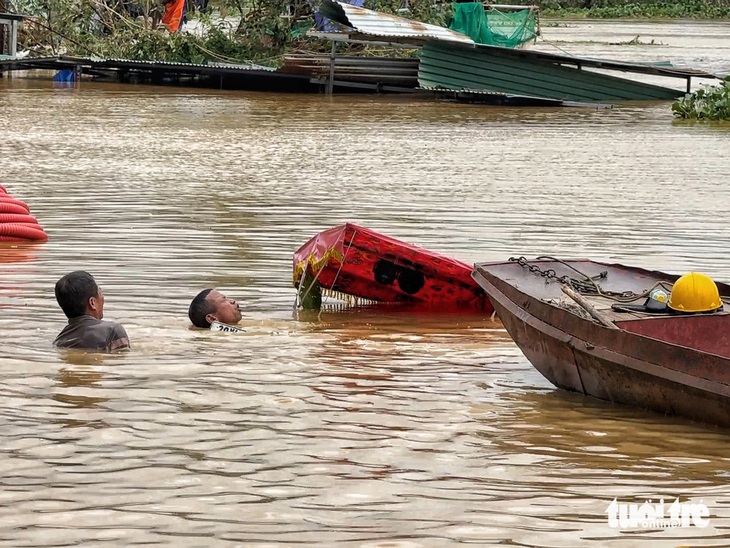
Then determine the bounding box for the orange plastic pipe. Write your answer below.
[0,203,30,215]
[0,214,38,224]
[0,197,30,212]
[0,224,48,241]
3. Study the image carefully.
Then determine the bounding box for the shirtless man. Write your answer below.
[188,289,242,329]
[53,271,130,353]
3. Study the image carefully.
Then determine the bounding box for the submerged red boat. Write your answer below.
[472,256,730,428]
[293,223,492,312]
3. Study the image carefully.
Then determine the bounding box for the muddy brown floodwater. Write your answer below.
[0,19,729,547]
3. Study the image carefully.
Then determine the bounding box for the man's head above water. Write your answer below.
[55,270,105,320]
[188,289,242,328]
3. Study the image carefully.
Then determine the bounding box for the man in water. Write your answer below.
[53,271,130,353]
[188,289,243,329]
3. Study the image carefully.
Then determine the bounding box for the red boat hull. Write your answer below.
[473,258,730,428]
[294,224,492,312]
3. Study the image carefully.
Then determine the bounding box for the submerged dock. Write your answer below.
[0,54,426,94]
[0,55,318,92]
[0,53,574,105]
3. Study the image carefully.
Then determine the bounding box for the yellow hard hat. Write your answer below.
[668,272,723,313]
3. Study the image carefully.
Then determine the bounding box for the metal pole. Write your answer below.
[0,0,7,57]
[327,41,336,95]
[10,19,17,57]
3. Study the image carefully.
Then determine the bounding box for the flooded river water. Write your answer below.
[1,19,729,547]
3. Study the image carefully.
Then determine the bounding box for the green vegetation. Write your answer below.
[12,0,452,63]
[14,0,324,64]
[672,79,730,120]
[9,0,730,64]
[371,0,452,27]
[541,0,730,19]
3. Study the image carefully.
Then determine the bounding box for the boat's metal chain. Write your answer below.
[509,256,573,285]
[508,256,643,301]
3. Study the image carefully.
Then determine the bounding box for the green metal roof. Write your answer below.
[418,41,691,102]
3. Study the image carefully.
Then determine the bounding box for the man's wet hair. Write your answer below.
[55,271,100,319]
[189,288,216,328]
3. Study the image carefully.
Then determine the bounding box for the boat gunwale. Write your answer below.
[472,260,730,387]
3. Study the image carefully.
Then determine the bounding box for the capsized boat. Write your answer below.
[472,256,730,428]
[293,223,492,312]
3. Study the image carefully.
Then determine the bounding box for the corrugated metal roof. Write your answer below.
[318,0,474,46]
[474,44,720,80]
[56,55,278,72]
[419,85,612,108]
[419,85,513,98]
[418,41,694,102]
[0,55,310,91]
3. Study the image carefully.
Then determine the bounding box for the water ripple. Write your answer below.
[1,21,730,546]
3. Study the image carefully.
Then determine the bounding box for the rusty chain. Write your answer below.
[509,256,572,285]
[508,256,641,301]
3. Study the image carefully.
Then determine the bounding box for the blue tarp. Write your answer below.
[53,68,76,82]
[314,0,365,32]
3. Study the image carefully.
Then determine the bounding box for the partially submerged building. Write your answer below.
[0,0,721,106]
[312,0,719,105]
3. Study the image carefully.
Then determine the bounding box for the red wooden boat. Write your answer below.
[472,256,730,428]
[293,223,492,312]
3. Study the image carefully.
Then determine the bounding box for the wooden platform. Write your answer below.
[0,53,432,93]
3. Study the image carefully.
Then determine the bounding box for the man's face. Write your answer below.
[88,288,104,320]
[207,290,242,325]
